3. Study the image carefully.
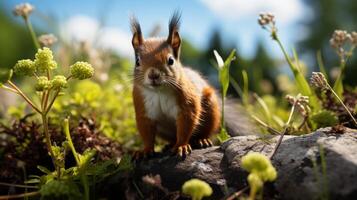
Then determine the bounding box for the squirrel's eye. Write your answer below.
[167,56,175,66]
[135,57,140,66]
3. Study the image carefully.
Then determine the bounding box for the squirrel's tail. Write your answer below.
[220,97,258,136]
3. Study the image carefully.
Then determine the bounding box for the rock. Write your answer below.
[134,128,357,200]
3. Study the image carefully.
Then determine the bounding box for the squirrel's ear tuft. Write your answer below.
[130,16,144,50]
[167,11,181,58]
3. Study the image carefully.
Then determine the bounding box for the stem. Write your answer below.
[269,102,296,159]
[45,89,60,114]
[227,186,249,200]
[0,191,39,200]
[0,182,38,189]
[1,85,19,94]
[328,84,357,126]
[7,81,41,113]
[41,114,60,178]
[221,90,225,129]
[63,118,80,165]
[24,17,40,49]
[275,37,297,74]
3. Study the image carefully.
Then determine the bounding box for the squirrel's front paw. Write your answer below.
[133,148,155,160]
[172,144,192,157]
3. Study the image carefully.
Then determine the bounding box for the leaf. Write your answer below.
[218,49,236,98]
[217,127,230,143]
[37,165,52,175]
[311,110,339,128]
[118,154,134,171]
[242,70,249,106]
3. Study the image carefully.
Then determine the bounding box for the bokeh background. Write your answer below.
[1,0,356,94]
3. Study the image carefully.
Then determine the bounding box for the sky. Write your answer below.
[3,0,312,59]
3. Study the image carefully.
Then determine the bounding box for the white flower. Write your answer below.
[213,50,224,69]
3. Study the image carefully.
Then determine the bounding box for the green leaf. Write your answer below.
[311,110,339,128]
[78,149,96,168]
[37,165,52,175]
[217,128,230,143]
[218,49,236,97]
[118,154,134,171]
[242,70,249,106]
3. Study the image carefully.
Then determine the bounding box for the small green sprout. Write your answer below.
[14,59,35,76]
[242,152,277,200]
[34,47,57,71]
[70,61,94,80]
[51,75,67,89]
[35,76,52,91]
[182,178,213,200]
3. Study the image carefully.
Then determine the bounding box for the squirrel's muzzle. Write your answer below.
[147,68,161,87]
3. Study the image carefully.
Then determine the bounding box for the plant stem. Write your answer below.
[327,84,357,126]
[0,191,39,200]
[0,182,38,189]
[1,85,19,94]
[7,81,41,113]
[41,114,60,178]
[275,37,297,73]
[45,89,60,114]
[63,118,80,165]
[24,17,40,49]
[221,90,225,129]
[227,186,249,200]
[269,101,296,159]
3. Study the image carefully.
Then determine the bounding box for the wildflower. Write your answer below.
[51,75,67,89]
[310,72,328,91]
[258,12,277,40]
[13,3,34,19]
[34,47,57,72]
[329,30,349,49]
[213,50,224,69]
[182,179,213,200]
[14,59,35,76]
[35,76,52,91]
[70,62,94,80]
[285,94,310,117]
[348,31,357,47]
[38,34,58,47]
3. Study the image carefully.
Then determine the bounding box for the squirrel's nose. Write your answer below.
[148,70,160,80]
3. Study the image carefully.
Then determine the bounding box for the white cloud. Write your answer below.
[61,15,132,57]
[200,0,304,24]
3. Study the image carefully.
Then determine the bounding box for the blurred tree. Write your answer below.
[0,7,35,70]
[299,0,357,85]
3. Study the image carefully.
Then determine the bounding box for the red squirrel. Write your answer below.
[131,12,221,157]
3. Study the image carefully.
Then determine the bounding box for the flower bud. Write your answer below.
[13,3,34,19]
[51,75,67,89]
[34,47,57,72]
[70,62,94,80]
[38,34,58,47]
[35,76,51,91]
[310,72,328,91]
[14,59,35,76]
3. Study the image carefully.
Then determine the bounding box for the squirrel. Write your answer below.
[131,12,221,158]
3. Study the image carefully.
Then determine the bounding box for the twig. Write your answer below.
[226,186,249,200]
[269,101,296,159]
[0,191,39,199]
[251,115,280,135]
[0,182,38,189]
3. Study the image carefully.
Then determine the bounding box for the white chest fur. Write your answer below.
[140,86,180,121]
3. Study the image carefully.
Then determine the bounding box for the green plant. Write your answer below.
[241,152,277,200]
[213,49,236,143]
[0,47,94,178]
[311,72,357,126]
[182,178,213,200]
[258,13,319,110]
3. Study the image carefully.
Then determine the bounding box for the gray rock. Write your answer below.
[134,128,357,200]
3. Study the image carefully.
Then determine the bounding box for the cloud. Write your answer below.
[200,0,304,24]
[61,15,132,57]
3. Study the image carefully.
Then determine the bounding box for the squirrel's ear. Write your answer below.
[130,16,144,50]
[167,11,181,58]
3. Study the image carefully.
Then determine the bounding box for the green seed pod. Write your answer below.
[35,76,51,91]
[51,75,67,89]
[70,61,94,80]
[34,47,57,72]
[14,59,35,76]
[0,69,13,84]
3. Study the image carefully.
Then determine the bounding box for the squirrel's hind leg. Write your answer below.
[190,87,221,149]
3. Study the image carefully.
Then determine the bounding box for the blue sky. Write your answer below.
[3,0,311,58]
